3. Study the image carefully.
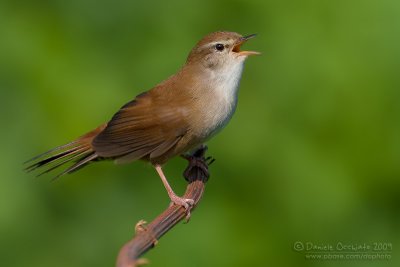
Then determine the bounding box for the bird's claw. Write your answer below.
[169,195,194,222]
[205,156,216,165]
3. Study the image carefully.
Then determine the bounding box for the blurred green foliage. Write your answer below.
[1,0,399,266]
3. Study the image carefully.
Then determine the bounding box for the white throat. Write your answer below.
[200,57,246,138]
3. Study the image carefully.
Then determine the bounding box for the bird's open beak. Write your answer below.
[232,34,260,56]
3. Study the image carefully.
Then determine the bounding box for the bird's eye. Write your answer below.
[215,43,224,51]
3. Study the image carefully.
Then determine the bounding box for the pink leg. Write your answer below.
[154,165,194,210]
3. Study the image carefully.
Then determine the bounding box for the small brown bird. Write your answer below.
[26,31,259,210]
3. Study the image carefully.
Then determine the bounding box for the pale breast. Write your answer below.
[194,60,245,140]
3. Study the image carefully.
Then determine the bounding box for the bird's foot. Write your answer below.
[169,194,194,222]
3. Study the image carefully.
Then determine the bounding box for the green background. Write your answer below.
[1,0,399,266]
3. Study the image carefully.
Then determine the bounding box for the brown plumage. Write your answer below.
[92,70,201,165]
[26,31,258,210]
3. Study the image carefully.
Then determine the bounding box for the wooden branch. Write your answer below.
[116,146,212,267]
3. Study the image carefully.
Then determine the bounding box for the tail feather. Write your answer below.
[25,124,107,179]
[24,140,79,164]
[25,146,83,172]
[36,148,92,177]
[52,153,98,180]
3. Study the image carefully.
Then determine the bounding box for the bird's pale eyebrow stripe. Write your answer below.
[201,40,233,50]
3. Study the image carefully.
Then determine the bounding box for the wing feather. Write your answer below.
[92,89,190,162]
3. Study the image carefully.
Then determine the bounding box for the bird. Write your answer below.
[26,31,259,211]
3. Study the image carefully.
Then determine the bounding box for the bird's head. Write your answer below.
[186,31,259,71]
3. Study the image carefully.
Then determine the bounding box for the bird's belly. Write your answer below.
[209,107,235,138]
[198,96,238,141]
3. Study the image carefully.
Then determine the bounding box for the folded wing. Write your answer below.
[92,90,190,163]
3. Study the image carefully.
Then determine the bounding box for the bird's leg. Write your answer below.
[154,165,194,212]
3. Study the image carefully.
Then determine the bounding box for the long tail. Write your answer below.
[25,124,107,179]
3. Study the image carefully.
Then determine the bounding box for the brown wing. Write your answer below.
[92,89,190,163]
